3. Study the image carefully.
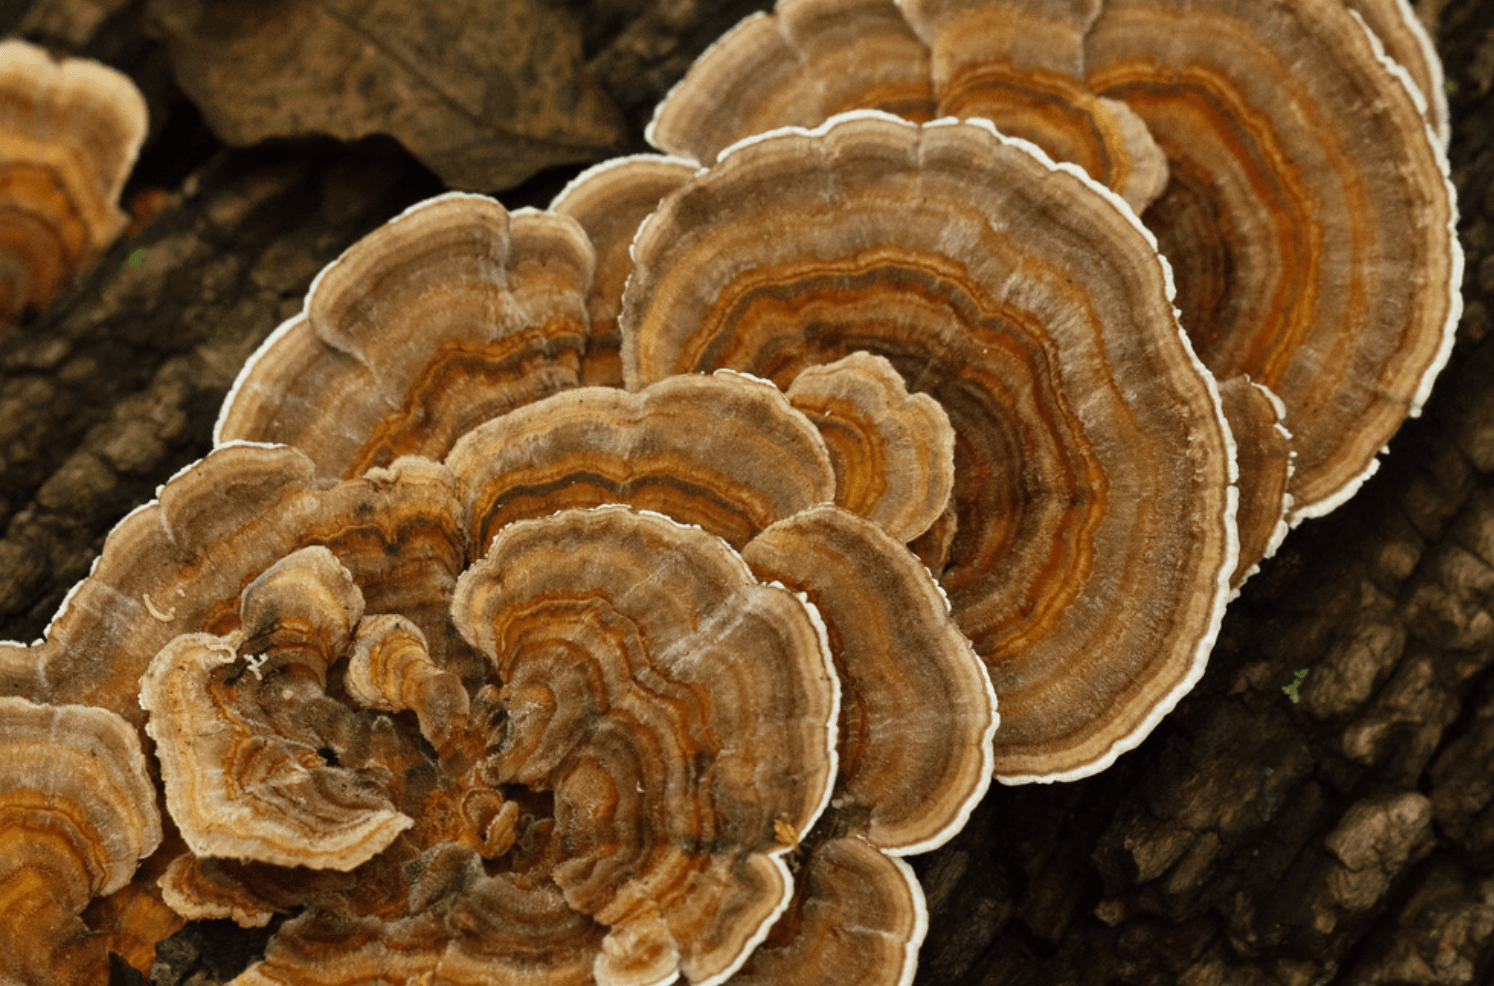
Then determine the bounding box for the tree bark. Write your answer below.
[3,1,1493,983]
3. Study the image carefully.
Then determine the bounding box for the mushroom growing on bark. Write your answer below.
[0,39,146,321]
[647,0,1461,535]
[2,363,995,982]
[622,111,1236,783]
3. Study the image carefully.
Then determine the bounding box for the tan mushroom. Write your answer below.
[1216,375,1294,590]
[452,505,839,985]
[550,154,699,387]
[1081,0,1460,518]
[0,697,161,986]
[622,111,1237,782]
[0,39,146,320]
[785,352,957,545]
[898,0,1169,212]
[214,192,594,479]
[647,0,936,167]
[448,371,836,555]
[728,836,926,986]
[141,547,415,871]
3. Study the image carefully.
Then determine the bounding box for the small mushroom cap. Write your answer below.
[453,505,839,985]
[899,0,1168,212]
[742,505,995,853]
[786,352,956,544]
[1082,0,1460,517]
[0,39,147,318]
[1216,375,1293,590]
[0,697,161,986]
[215,192,593,478]
[447,372,836,557]
[550,154,699,387]
[141,549,413,871]
[647,0,936,166]
[0,444,470,727]
[730,836,926,986]
[622,112,1236,782]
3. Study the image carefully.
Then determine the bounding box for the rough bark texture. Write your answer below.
[1,1,1492,983]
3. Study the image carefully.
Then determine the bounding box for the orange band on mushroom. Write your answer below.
[0,40,146,321]
[215,193,593,478]
[622,112,1236,782]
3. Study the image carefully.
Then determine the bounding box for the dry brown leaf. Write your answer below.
[147,0,625,190]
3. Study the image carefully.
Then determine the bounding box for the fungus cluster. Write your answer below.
[0,39,146,322]
[0,1,1460,982]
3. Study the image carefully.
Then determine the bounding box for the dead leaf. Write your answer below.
[147,0,626,190]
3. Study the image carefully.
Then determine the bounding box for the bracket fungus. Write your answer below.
[0,697,161,986]
[2,361,995,981]
[215,191,594,479]
[622,111,1235,782]
[0,39,146,321]
[550,154,699,388]
[648,0,1461,527]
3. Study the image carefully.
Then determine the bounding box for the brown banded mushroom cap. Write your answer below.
[1078,0,1461,517]
[214,191,593,479]
[785,352,957,544]
[0,697,161,986]
[621,111,1237,782]
[741,504,996,852]
[647,0,937,167]
[550,154,699,387]
[1216,375,1294,590]
[0,444,470,728]
[452,504,839,986]
[447,370,837,556]
[0,39,147,320]
[729,836,926,986]
[141,547,415,871]
[898,0,1169,212]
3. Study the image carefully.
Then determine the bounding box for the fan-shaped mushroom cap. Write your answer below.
[0,697,161,986]
[0,445,469,726]
[1081,0,1459,517]
[0,39,146,319]
[1216,375,1293,590]
[141,547,415,871]
[622,112,1236,782]
[448,372,837,556]
[551,154,699,387]
[1342,0,1448,147]
[742,505,994,852]
[786,352,956,544]
[898,0,1168,212]
[730,836,926,986]
[453,505,839,986]
[215,192,593,478]
[647,0,936,167]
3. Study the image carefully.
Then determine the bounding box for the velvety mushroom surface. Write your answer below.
[214,192,594,479]
[623,111,1235,782]
[647,0,937,167]
[1081,0,1460,517]
[2,367,995,982]
[0,39,147,321]
[646,0,1460,523]
[550,154,699,387]
[0,697,161,986]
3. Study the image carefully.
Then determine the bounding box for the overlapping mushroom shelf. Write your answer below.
[0,39,147,323]
[0,1,1461,968]
[0,371,995,982]
[650,0,1462,539]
